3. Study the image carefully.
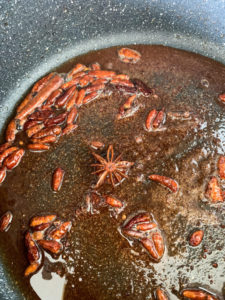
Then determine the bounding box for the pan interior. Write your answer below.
[0,45,224,299]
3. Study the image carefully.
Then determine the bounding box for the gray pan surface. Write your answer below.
[0,0,225,299]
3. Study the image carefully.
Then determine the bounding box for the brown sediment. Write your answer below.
[0,45,224,300]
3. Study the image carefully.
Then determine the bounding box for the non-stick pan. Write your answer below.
[0,0,225,299]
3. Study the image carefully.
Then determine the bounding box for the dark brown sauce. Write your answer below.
[0,45,225,300]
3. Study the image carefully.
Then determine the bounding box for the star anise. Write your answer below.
[91,145,134,188]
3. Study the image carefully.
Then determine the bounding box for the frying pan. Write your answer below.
[0,0,225,299]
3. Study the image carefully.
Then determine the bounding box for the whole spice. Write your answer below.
[182,289,218,300]
[28,110,54,121]
[146,109,157,131]
[79,75,94,88]
[91,144,134,188]
[0,147,18,164]
[42,89,63,109]
[30,215,57,227]
[90,141,105,150]
[25,231,42,264]
[0,211,13,232]
[31,135,57,144]
[67,63,86,79]
[149,175,178,193]
[67,106,78,125]
[218,92,225,103]
[85,83,105,94]
[136,222,157,231]
[32,222,51,232]
[24,262,40,277]
[0,167,7,184]
[44,112,67,127]
[189,230,204,247]
[105,196,123,208]
[38,239,63,254]
[3,149,25,170]
[83,91,99,104]
[122,95,137,110]
[0,143,11,153]
[152,109,165,129]
[23,120,40,131]
[141,231,165,261]
[17,92,33,113]
[75,89,85,107]
[155,288,168,300]
[48,221,72,240]
[26,123,45,138]
[31,73,55,94]
[32,125,61,139]
[133,78,154,96]
[218,156,225,180]
[55,86,76,108]
[118,48,141,64]
[88,70,116,79]
[28,144,50,151]
[205,177,223,202]
[5,120,17,142]
[52,168,65,192]
[110,78,134,87]
[66,90,78,111]
[124,213,151,230]
[62,124,78,135]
